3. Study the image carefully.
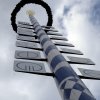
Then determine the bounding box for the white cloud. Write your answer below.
[0,0,62,100]
[0,0,100,100]
[54,0,100,99]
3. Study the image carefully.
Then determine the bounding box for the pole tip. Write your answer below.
[26,10,35,16]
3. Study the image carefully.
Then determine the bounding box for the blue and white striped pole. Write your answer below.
[28,11,95,100]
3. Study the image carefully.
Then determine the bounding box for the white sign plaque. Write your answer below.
[67,56,95,65]
[18,21,31,25]
[61,48,83,55]
[16,41,42,50]
[79,68,100,79]
[55,42,74,47]
[14,60,46,73]
[15,50,45,60]
[43,28,58,32]
[17,27,35,36]
[17,35,39,42]
[50,36,68,41]
[18,21,33,29]
[42,25,55,29]
[18,24,33,29]
[47,32,62,36]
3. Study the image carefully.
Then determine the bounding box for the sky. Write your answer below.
[0,0,100,100]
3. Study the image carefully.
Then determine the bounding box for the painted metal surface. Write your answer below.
[16,41,42,50]
[28,15,95,100]
[79,68,100,79]
[67,56,95,65]
[17,35,39,42]
[15,50,46,61]
[54,42,74,47]
[18,21,33,29]
[17,27,35,36]
[43,28,58,32]
[47,31,62,36]
[17,25,33,29]
[61,48,83,55]
[18,21,31,25]
[50,36,68,41]
[14,60,46,73]
[42,25,55,29]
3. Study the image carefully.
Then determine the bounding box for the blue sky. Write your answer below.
[0,0,100,100]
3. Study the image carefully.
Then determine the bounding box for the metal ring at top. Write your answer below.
[11,0,53,33]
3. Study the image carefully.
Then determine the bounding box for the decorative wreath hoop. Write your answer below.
[11,0,53,33]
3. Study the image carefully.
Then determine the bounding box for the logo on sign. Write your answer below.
[14,61,46,73]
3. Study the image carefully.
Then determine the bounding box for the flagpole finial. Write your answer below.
[26,10,35,16]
